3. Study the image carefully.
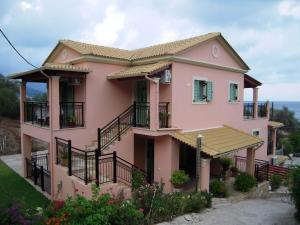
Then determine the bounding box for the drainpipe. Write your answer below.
[196,134,203,192]
[40,70,55,199]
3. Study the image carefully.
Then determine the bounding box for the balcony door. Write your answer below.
[135,80,149,127]
[60,82,75,123]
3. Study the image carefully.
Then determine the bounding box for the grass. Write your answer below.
[0,159,49,209]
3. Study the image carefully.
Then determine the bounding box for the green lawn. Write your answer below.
[0,159,49,209]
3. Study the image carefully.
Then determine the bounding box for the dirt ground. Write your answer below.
[158,198,299,225]
[0,117,20,155]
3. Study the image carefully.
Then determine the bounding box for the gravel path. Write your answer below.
[158,198,299,225]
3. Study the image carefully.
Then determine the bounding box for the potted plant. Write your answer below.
[170,170,190,190]
[230,166,239,177]
[67,115,76,127]
[220,157,232,179]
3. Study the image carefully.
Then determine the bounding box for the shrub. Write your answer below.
[170,170,190,187]
[132,169,146,190]
[290,168,300,221]
[270,174,282,191]
[209,180,228,198]
[234,172,256,192]
[184,192,207,213]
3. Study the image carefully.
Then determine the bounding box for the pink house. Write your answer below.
[10,32,282,199]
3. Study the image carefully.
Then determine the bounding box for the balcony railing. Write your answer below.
[60,102,85,129]
[135,102,150,128]
[24,101,49,127]
[159,102,169,128]
[243,103,255,119]
[258,102,268,118]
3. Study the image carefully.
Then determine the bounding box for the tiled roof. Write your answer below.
[59,32,221,61]
[107,61,171,79]
[268,121,284,128]
[9,63,89,79]
[171,125,264,157]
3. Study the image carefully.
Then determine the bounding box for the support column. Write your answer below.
[20,81,26,123]
[21,133,32,177]
[266,100,271,119]
[246,147,256,176]
[200,158,211,191]
[149,78,160,130]
[50,76,60,130]
[253,87,258,118]
[272,128,277,156]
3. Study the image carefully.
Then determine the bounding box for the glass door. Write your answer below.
[135,80,149,127]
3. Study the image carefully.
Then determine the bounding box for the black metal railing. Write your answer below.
[98,101,169,152]
[31,153,49,171]
[258,102,268,118]
[26,158,51,194]
[60,102,85,129]
[159,102,169,128]
[55,137,149,187]
[243,103,255,119]
[135,102,150,128]
[24,101,49,127]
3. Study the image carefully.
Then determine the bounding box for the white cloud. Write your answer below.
[278,0,300,19]
[20,1,32,11]
[82,5,125,46]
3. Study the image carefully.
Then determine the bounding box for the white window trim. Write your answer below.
[252,129,260,137]
[228,81,240,103]
[192,76,209,105]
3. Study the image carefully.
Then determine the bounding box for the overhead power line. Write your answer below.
[0,28,38,68]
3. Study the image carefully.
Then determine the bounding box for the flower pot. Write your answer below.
[172,183,184,189]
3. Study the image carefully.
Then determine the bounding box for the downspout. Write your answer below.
[40,70,55,199]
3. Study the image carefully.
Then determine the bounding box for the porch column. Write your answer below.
[200,158,211,191]
[271,128,277,156]
[246,147,255,176]
[20,81,26,123]
[266,100,271,119]
[21,133,31,177]
[253,87,258,118]
[149,78,160,130]
[50,76,60,130]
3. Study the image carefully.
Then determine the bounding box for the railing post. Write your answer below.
[113,151,117,183]
[133,101,136,127]
[33,161,37,185]
[40,103,43,126]
[95,149,99,186]
[117,117,121,141]
[40,166,45,191]
[81,102,84,127]
[68,140,72,176]
[166,102,169,128]
[31,102,34,124]
[85,152,88,185]
[98,128,101,155]
[46,154,48,171]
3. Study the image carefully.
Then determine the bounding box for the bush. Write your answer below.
[170,170,190,187]
[220,157,232,171]
[270,175,282,191]
[132,169,146,190]
[209,180,228,198]
[184,192,207,213]
[291,168,300,221]
[234,172,256,192]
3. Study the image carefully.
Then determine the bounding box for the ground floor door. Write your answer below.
[146,139,154,182]
[179,144,196,179]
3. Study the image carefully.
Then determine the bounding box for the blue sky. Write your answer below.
[0,0,300,101]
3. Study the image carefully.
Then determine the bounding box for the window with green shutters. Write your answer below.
[229,82,239,102]
[193,79,213,103]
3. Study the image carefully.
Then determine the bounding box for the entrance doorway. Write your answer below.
[179,144,196,179]
[146,139,154,182]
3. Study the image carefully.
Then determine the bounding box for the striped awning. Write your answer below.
[171,125,264,158]
[268,121,284,128]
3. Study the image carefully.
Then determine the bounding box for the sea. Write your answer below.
[272,101,300,120]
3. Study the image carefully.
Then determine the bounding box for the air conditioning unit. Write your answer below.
[160,70,172,84]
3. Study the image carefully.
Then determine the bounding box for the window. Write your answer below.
[193,78,213,103]
[229,82,239,102]
[252,129,260,137]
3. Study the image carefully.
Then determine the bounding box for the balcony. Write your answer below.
[24,101,49,127]
[24,101,85,129]
[243,102,268,119]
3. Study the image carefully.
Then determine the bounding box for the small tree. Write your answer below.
[291,168,300,221]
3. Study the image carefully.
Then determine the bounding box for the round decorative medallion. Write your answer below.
[212,45,219,58]
[62,49,68,60]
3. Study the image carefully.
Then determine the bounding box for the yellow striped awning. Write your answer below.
[171,125,264,158]
[268,121,284,128]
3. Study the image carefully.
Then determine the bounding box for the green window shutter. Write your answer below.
[194,80,200,102]
[229,83,235,101]
[206,81,213,102]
